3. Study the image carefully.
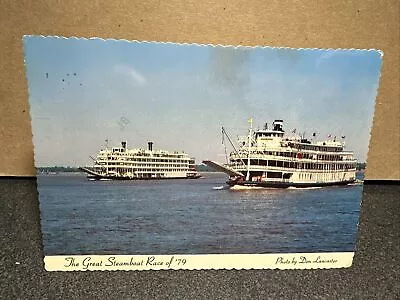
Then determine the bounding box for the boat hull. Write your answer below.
[86,174,202,181]
[80,167,201,181]
[227,179,356,189]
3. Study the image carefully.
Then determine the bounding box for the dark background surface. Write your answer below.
[2,179,399,299]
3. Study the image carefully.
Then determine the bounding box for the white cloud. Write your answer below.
[113,64,147,86]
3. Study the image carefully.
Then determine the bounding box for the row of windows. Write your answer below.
[293,144,343,152]
[104,168,185,173]
[298,172,351,180]
[233,152,348,161]
[233,159,355,170]
[298,173,344,180]
[99,158,190,163]
[248,171,351,181]
[109,150,186,158]
[257,133,283,138]
[100,163,188,169]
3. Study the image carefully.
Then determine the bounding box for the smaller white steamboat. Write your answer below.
[203,119,357,188]
[80,141,201,180]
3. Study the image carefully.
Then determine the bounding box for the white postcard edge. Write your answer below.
[43,252,354,271]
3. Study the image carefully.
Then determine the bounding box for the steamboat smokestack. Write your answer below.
[273,120,284,132]
[121,141,127,152]
[148,141,153,151]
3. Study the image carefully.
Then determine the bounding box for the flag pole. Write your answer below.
[246,118,253,181]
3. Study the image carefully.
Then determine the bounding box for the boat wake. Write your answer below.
[212,185,225,190]
[230,185,266,190]
[287,186,323,190]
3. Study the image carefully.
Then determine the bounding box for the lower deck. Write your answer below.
[234,169,356,184]
[79,167,200,180]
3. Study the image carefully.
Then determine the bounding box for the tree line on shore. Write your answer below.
[37,166,80,173]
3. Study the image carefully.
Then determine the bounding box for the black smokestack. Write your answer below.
[148,141,153,151]
[273,120,284,132]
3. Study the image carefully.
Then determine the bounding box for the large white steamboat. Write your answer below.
[80,141,201,180]
[203,119,357,188]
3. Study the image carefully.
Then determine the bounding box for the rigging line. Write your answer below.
[221,128,229,164]
[221,126,246,167]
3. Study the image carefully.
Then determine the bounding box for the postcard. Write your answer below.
[23,36,382,271]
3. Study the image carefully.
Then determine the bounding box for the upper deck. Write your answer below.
[96,141,192,160]
[238,119,347,154]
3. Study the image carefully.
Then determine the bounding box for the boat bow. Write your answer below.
[202,160,244,177]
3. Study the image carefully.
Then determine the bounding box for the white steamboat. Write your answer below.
[203,119,357,188]
[80,141,201,180]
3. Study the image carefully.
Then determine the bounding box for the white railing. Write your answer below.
[229,164,356,173]
[230,151,355,162]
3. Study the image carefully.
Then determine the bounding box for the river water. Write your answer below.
[37,172,363,255]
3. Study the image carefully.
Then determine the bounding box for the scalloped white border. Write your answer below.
[44,253,354,271]
[23,35,384,55]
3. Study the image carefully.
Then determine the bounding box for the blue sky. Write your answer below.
[23,36,382,166]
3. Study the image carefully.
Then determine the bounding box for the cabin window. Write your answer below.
[267,172,282,178]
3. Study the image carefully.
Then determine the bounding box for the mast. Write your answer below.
[105,139,109,175]
[246,118,253,181]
